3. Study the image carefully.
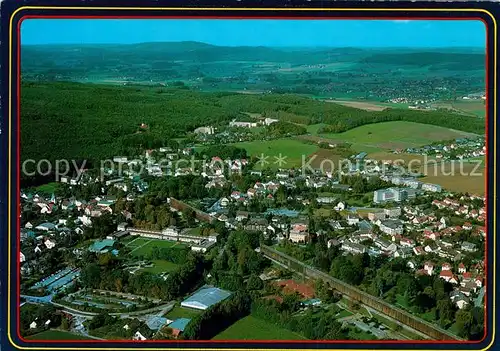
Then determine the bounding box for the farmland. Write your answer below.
[318,121,478,151]
[212,316,307,340]
[419,160,486,195]
[234,139,319,169]
[323,99,388,111]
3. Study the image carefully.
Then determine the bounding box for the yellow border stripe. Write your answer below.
[8,6,496,351]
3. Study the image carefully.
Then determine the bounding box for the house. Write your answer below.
[413,246,424,256]
[220,197,230,207]
[458,263,467,274]
[35,222,56,231]
[133,331,147,341]
[463,222,473,230]
[374,238,397,253]
[441,263,452,271]
[117,222,128,231]
[422,183,442,193]
[145,316,171,331]
[407,260,417,270]
[368,211,386,222]
[450,291,470,309]
[235,211,250,222]
[384,207,401,218]
[44,239,56,249]
[34,245,42,254]
[450,275,459,285]
[317,196,337,204]
[20,252,26,263]
[29,321,37,329]
[341,242,367,255]
[168,318,191,338]
[334,202,346,211]
[400,237,415,248]
[461,241,477,252]
[327,239,340,249]
[439,269,453,282]
[244,218,268,232]
[393,248,412,259]
[289,223,309,243]
[424,261,435,275]
[379,219,404,236]
[347,215,360,226]
[123,324,130,331]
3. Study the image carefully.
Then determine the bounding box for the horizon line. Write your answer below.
[20,40,487,49]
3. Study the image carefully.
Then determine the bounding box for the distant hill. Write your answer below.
[22,41,485,69]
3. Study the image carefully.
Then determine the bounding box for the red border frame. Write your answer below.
[15,15,490,345]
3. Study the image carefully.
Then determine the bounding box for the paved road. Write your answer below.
[22,294,175,319]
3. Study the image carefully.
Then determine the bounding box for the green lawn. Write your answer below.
[212,316,307,340]
[26,330,92,340]
[233,138,318,169]
[336,310,354,319]
[36,182,59,194]
[141,260,179,274]
[130,239,186,258]
[347,326,377,340]
[306,123,328,135]
[320,121,475,151]
[165,305,202,320]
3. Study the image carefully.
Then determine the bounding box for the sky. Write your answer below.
[21,19,486,48]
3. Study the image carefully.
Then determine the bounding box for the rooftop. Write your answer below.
[181,286,232,310]
[89,239,116,253]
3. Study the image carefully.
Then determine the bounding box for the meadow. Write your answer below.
[318,121,477,151]
[234,138,319,169]
[165,305,203,320]
[212,315,307,340]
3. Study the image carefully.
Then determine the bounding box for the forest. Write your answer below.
[21,81,483,169]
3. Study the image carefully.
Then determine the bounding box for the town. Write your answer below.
[20,136,485,342]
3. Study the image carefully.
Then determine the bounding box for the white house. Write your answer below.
[133,331,147,341]
[424,261,435,276]
[35,222,56,231]
[458,263,467,274]
[334,202,346,211]
[30,321,37,329]
[20,252,26,263]
[44,239,56,249]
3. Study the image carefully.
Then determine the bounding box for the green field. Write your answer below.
[36,182,59,194]
[26,330,92,340]
[129,238,186,258]
[165,305,203,320]
[320,121,476,151]
[212,316,307,340]
[234,138,318,169]
[336,310,354,319]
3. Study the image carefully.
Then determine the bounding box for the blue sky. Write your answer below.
[21,19,486,48]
